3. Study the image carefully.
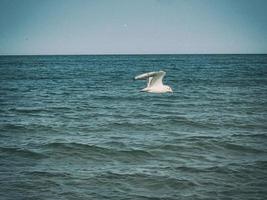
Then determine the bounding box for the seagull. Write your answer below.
[134,71,173,93]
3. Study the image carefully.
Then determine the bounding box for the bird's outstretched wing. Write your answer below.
[134,71,166,88]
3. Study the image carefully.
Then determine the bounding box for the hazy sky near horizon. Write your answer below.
[0,0,267,54]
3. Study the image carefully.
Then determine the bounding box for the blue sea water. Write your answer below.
[0,54,266,200]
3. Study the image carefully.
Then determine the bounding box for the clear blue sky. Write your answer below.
[0,0,267,55]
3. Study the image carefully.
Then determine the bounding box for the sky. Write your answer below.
[0,0,267,55]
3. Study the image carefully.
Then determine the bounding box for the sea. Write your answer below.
[0,54,266,200]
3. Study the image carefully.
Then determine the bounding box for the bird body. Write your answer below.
[134,71,173,93]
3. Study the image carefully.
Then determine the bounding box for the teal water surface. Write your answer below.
[0,54,267,199]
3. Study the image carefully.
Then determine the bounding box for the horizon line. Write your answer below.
[0,53,267,56]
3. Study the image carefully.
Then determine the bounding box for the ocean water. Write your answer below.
[0,54,266,200]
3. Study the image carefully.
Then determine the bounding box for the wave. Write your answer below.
[161,116,218,129]
[175,165,237,174]
[151,137,266,156]
[223,122,267,130]
[92,95,146,102]
[103,141,127,148]
[107,121,158,129]
[232,133,267,139]
[96,171,197,190]
[8,106,75,114]
[221,142,266,154]
[99,114,216,131]
[8,107,49,114]
[23,170,70,178]
[0,123,61,134]
[151,144,193,152]
[189,139,265,154]
[41,142,154,160]
[0,133,8,137]
[0,146,46,159]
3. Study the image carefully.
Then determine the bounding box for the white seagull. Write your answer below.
[134,70,173,93]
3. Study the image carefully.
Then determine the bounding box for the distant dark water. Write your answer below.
[0,54,266,200]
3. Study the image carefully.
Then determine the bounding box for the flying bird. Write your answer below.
[134,71,173,93]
